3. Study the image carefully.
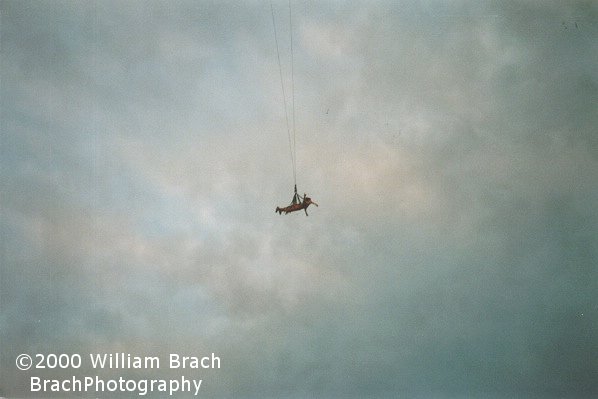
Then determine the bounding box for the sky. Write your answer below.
[1,1,597,398]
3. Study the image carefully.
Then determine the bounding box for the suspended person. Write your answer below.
[270,2,318,217]
[276,192,318,216]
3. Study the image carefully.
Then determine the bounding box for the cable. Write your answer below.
[270,2,296,186]
[289,0,297,185]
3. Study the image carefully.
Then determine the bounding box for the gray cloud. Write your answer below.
[1,1,597,398]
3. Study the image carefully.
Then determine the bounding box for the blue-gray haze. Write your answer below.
[1,1,597,398]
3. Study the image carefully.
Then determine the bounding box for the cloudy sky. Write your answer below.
[1,1,597,398]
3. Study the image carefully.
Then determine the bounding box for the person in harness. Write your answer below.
[275,186,318,216]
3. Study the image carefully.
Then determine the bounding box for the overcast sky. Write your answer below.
[1,1,597,398]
